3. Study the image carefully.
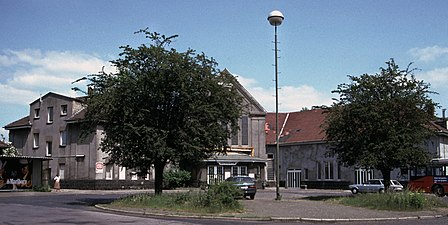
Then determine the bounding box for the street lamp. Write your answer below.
[268,10,284,201]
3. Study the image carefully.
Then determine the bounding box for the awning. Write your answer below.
[203,153,267,165]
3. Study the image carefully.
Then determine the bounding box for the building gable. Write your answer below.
[221,69,266,116]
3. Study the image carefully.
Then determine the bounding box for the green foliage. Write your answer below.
[324,59,437,185]
[338,190,447,211]
[194,182,242,212]
[2,146,21,156]
[163,169,191,189]
[32,185,51,192]
[74,28,243,195]
[113,185,243,214]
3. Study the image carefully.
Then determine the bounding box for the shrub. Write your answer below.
[32,185,51,192]
[339,190,448,211]
[163,169,191,189]
[112,183,243,214]
[192,182,242,213]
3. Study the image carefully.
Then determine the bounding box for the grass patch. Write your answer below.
[111,182,244,214]
[336,190,448,211]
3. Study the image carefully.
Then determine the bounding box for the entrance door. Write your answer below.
[207,166,224,185]
[287,169,301,188]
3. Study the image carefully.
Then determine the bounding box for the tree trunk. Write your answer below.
[154,161,166,195]
[381,169,391,193]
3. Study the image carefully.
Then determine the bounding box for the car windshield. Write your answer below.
[391,180,401,185]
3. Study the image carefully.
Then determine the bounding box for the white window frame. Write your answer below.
[47,107,54,124]
[60,104,68,116]
[33,133,39,148]
[324,161,334,180]
[231,166,247,176]
[34,108,40,119]
[119,166,126,180]
[59,130,67,147]
[207,166,224,184]
[105,164,113,180]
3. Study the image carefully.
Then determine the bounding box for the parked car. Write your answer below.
[349,179,404,194]
[226,176,257,199]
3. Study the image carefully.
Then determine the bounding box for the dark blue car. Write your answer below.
[226,176,257,200]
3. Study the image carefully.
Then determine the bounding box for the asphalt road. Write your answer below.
[1,189,448,225]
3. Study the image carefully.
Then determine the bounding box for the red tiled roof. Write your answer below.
[266,109,327,145]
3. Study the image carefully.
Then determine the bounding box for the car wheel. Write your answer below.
[433,185,445,197]
[250,194,255,200]
[379,189,385,194]
[351,188,359,194]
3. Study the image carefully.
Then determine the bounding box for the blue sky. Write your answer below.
[1,0,448,141]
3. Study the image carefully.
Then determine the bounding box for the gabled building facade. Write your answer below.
[265,108,448,189]
[4,92,132,189]
[196,69,267,186]
[4,70,268,189]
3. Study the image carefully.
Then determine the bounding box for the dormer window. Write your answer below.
[34,108,40,119]
[61,105,68,116]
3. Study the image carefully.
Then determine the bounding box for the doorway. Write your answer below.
[287,169,301,188]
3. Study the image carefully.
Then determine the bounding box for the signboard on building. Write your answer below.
[0,158,32,190]
[95,162,104,174]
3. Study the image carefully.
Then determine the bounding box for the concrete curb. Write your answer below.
[95,204,447,222]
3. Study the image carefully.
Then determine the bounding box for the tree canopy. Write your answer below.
[324,59,437,189]
[78,29,243,194]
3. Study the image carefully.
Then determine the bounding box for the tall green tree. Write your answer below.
[78,29,242,194]
[324,59,437,190]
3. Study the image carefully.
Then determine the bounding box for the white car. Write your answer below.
[349,179,404,194]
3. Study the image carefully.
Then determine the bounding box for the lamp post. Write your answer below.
[268,10,284,201]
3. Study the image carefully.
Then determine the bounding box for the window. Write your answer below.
[324,161,334,180]
[46,141,52,156]
[207,166,224,184]
[231,166,247,176]
[47,107,53,123]
[241,116,249,145]
[230,116,249,146]
[60,105,67,116]
[231,132,238,145]
[119,167,126,180]
[59,164,65,179]
[106,164,113,180]
[337,164,341,180]
[317,162,322,180]
[304,168,309,180]
[34,108,40,119]
[33,133,39,148]
[59,130,67,147]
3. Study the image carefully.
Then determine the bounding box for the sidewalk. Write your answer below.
[96,187,448,222]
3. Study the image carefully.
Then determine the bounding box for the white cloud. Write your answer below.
[236,76,333,112]
[0,49,113,106]
[409,45,448,62]
[416,67,448,87]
